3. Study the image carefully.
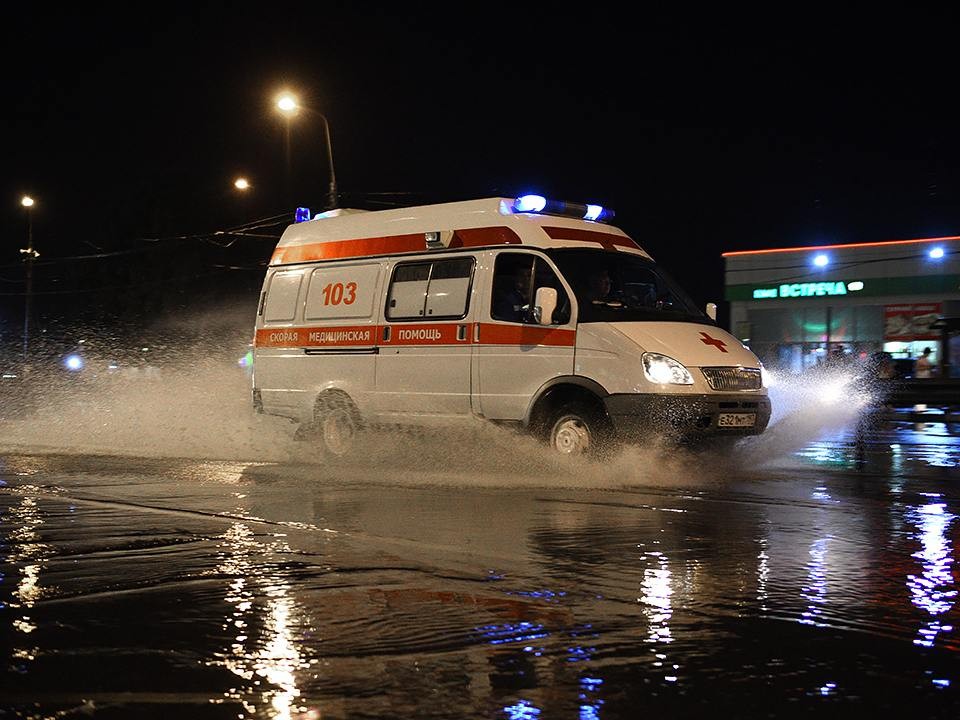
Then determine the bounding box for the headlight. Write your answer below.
[642,352,694,385]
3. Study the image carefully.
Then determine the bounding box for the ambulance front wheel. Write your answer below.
[314,392,361,457]
[547,402,613,457]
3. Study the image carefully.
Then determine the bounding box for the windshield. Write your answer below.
[545,249,707,324]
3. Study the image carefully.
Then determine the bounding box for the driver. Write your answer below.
[586,268,612,302]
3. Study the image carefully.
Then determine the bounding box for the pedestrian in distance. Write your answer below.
[914,347,934,379]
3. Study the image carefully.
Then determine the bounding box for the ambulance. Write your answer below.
[252,196,771,456]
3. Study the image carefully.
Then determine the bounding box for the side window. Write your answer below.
[386,263,431,319]
[425,257,473,318]
[491,254,534,323]
[386,257,475,321]
[263,271,304,323]
[491,254,570,324]
[305,264,380,320]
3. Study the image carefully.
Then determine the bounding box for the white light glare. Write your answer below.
[813,254,829,267]
[929,247,945,260]
[584,204,603,221]
[21,196,34,208]
[760,365,775,388]
[276,93,299,114]
[514,195,547,213]
[65,355,83,371]
[642,353,694,385]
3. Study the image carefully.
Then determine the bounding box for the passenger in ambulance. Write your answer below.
[493,268,532,322]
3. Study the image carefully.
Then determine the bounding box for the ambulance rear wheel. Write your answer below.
[547,403,612,457]
[315,393,360,457]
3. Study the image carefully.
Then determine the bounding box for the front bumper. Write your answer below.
[603,392,771,438]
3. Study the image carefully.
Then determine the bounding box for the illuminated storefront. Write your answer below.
[724,236,960,374]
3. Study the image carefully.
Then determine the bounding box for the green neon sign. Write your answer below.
[751,281,863,299]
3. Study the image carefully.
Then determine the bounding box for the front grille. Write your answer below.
[701,366,762,391]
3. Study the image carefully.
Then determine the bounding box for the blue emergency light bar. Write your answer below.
[294,207,311,223]
[508,195,615,223]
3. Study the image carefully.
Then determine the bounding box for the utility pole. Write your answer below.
[20,196,39,362]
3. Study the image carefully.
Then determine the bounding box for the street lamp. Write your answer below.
[19,195,39,361]
[275,92,299,203]
[234,177,251,191]
[273,90,338,211]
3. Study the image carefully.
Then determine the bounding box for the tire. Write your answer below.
[314,393,361,457]
[546,402,614,457]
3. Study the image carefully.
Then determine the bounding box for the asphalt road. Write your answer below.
[1,415,958,719]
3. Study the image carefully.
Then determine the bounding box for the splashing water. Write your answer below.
[0,315,877,486]
[734,365,876,468]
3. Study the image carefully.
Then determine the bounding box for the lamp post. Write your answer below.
[19,195,39,362]
[317,111,338,211]
[274,90,338,211]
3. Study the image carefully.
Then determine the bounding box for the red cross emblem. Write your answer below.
[699,332,728,353]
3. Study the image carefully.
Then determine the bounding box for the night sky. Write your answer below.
[4,6,960,338]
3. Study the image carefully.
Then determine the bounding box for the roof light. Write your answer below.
[294,207,311,223]
[514,195,547,213]
[506,195,616,223]
[813,253,829,267]
[929,246,945,259]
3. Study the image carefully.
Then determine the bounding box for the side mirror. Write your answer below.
[706,302,717,321]
[533,287,558,325]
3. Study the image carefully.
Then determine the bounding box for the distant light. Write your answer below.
[276,92,299,115]
[21,195,34,208]
[141,347,149,352]
[513,195,547,213]
[65,355,83,371]
[584,204,604,221]
[77,339,86,344]
[295,207,311,223]
[234,177,250,191]
[847,281,864,291]
[813,254,829,267]
[929,246,945,259]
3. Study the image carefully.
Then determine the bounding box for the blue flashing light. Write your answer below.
[507,195,616,223]
[514,195,547,213]
[65,354,84,371]
[294,207,311,223]
[929,246,945,260]
[813,253,829,267]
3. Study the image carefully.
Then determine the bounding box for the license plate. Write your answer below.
[718,413,756,428]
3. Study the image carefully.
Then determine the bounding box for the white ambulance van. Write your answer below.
[252,196,771,456]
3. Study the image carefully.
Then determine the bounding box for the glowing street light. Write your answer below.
[272,88,338,211]
[276,92,299,116]
[19,195,39,361]
[234,177,251,191]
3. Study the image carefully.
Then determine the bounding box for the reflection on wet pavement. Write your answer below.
[0,418,958,718]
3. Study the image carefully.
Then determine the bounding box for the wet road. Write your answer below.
[1,415,958,719]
